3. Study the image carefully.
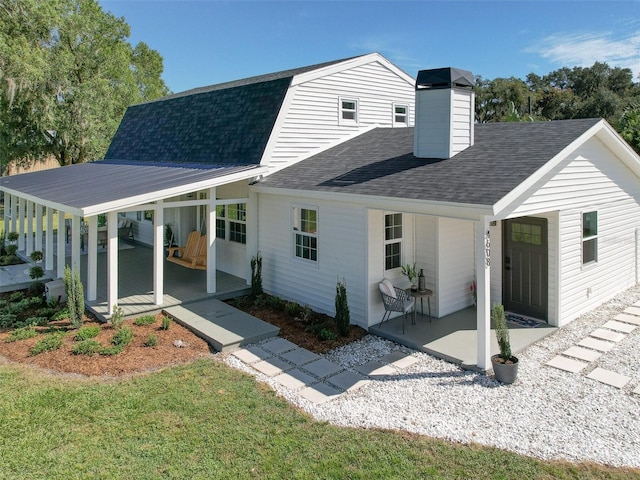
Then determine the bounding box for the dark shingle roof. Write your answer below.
[105,56,360,166]
[258,118,602,206]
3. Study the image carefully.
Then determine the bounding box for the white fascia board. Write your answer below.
[493,120,606,216]
[82,166,268,217]
[290,53,414,88]
[252,185,493,221]
[119,196,250,213]
[0,186,83,217]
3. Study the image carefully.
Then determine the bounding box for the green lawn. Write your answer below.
[0,358,637,480]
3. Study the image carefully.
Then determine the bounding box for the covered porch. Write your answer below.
[369,308,557,370]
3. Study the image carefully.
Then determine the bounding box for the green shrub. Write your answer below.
[29,266,45,280]
[64,265,85,328]
[144,333,158,347]
[266,295,284,311]
[0,314,18,329]
[110,305,125,330]
[28,281,45,297]
[50,307,69,322]
[161,316,171,330]
[99,345,123,356]
[71,339,102,356]
[5,244,18,256]
[7,231,19,242]
[24,316,49,327]
[30,332,65,356]
[318,328,338,341]
[111,326,133,347]
[75,325,101,341]
[5,326,38,343]
[29,251,43,263]
[9,291,25,303]
[334,278,350,337]
[134,315,156,326]
[285,302,299,317]
[250,252,263,297]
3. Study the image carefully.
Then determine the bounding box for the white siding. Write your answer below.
[215,182,250,278]
[512,137,640,326]
[258,193,369,327]
[267,61,415,171]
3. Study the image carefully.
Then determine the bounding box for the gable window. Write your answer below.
[384,213,402,270]
[339,98,358,124]
[293,206,318,262]
[216,203,246,244]
[582,211,598,264]
[393,104,408,126]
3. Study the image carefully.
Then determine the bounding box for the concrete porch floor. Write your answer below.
[369,307,557,370]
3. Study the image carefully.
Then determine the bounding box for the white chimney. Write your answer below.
[413,67,475,159]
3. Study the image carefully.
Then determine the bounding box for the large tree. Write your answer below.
[0,0,169,173]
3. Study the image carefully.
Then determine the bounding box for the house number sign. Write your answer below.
[485,231,491,267]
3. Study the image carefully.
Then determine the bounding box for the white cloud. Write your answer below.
[530,31,640,78]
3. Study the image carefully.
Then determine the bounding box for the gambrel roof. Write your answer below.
[256,118,636,208]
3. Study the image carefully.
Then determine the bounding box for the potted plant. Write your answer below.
[491,303,519,384]
[401,262,418,290]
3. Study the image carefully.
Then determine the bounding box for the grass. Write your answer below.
[0,359,637,479]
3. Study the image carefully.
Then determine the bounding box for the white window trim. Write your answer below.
[392,103,409,127]
[339,97,359,126]
[292,204,319,265]
[384,212,403,273]
[216,202,247,244]
[582,210,598,266]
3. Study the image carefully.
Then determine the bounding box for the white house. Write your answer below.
[2,54,640,370]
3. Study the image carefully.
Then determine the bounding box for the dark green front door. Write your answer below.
[503,217,548,321]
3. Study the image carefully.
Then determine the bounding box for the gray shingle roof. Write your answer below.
[257,118,602,206]
[105,56,361,166]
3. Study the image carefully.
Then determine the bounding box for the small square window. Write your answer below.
[340,98,358,124]
[393,104,408,126]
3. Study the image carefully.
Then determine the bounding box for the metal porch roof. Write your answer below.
[0,162,266,216]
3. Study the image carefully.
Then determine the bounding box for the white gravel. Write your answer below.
[223,285,640,468]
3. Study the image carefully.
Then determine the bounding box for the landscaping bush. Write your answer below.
[24,316,49,327]
[0,313,18,329]
[30,332,65,356]
[334,278,350,337]
[265,294,284,311]
[111,326,133,347]
[161,316,171,330]
[144,333,158,347]
[74,326,101,341]
[71,339,102,356]
[110,305,125,330]
[5,326,38,343]
[250,252,263,297]
[285,302,299,317]
[318,328,338,341]
[134,315,156,326]
[64,265,85,328]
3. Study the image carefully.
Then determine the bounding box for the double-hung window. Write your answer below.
[582,211,598,264]
[339,98,358,124]
[384,213,402,270]
[393,104,408,126]
[216,203,246,244]
[293,206,318,262]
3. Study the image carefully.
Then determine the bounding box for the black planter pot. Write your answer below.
[491,354,519,384]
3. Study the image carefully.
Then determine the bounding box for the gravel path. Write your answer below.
[224,285,640,468]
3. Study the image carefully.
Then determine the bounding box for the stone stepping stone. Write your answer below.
[586,368,631,389]
[379,350,419,369]
[634,384,640,396]
[326,370,370,392]
[602,320,636,333]
[252,357,293,377]
[231,346,273,364]
[260,337,298,355]
[299,382,342,404]
[624,306,640,316]
[355,360,398,377]
[546,355,588,373]
[614,313,640,326]
[562,346,602,362]
[577,337,615,352]
[590,328,626,343]
[301,358,343,379]
[280,348,320,366]
[273,369,317,391]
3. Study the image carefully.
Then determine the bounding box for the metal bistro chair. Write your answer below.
[378,279,415,334]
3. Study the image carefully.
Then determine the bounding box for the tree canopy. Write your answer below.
[0,0,169,173]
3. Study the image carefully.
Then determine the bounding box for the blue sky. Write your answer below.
[100,1,640,94]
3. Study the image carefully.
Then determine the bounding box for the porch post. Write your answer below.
[245,190,258,286]
[475,216,491,371]
[56,210,66,278]
[10,194,18,233]
[206,187,216,293]
[35,203,43,253]
[87,215,98,301]
[25,200,33,256]
[107,211,118,315]
[71,214,81,272]
[17,197,25,251]
[45,207,54,271]
[2,194,9,235]
[153,202,164,305]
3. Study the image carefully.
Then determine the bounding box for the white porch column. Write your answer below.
[10,194,18,233]
[245,190,258,286]
[206,187,217,293]
[153,203,164,305]
[2,194,9,236]
[25,200,33,256]
[45,207,54,271]
[17,197,25,251]
[475,216,492,371]
[107,211,119,315]
[87,215,98,301]
[71,214,81,272]
[35,204,43,253]
[57,210,66,278]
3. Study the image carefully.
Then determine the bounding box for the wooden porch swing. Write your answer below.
[166,231,207,270]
